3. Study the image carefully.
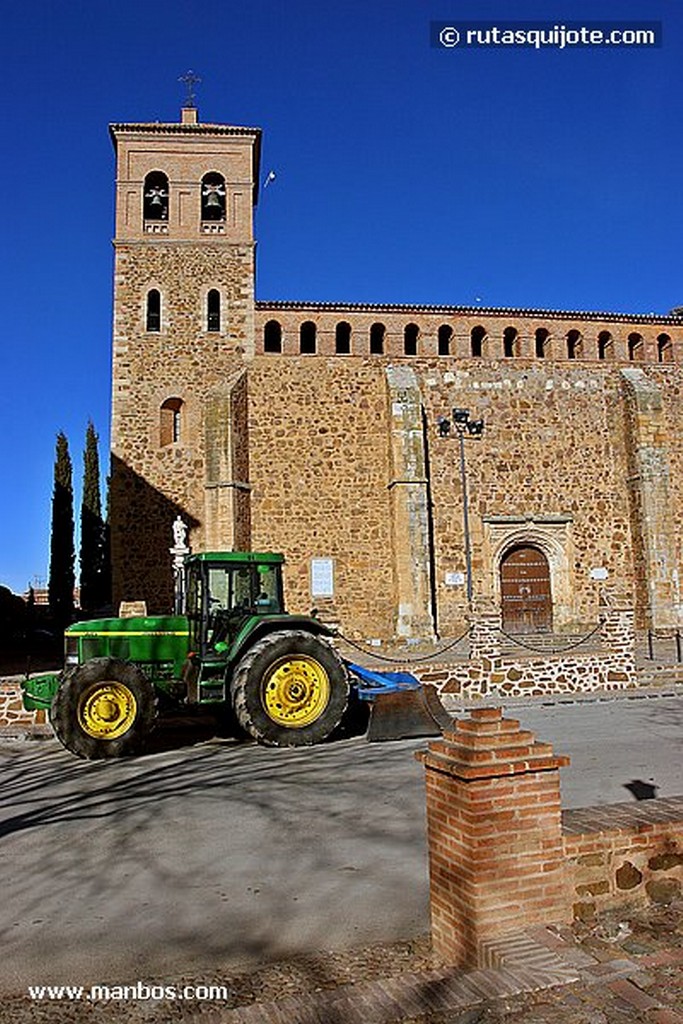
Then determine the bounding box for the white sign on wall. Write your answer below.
[445,572,466,587]
[311,558,335,598]
[590,567,609,581]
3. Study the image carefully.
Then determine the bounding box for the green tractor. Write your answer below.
[22,551,450,759]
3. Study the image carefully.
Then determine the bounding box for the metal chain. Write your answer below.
[495,621,604,654]
[335,626,472,665]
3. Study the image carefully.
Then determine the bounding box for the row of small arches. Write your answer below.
[263,320,674,362]
[143,171,226,222]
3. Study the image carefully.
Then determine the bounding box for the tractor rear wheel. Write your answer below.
[230,631,349,746]
[50,657,158,760]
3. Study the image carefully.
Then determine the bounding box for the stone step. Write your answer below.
[497,632,602,657]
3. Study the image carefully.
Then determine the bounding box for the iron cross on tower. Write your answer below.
[179,70,201,108]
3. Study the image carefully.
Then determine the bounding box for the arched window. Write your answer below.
[566,329,582,360]
[335,321,351,354]
[370,322,385,355]
[264,320,282,353]
[404,323,419,356]
[658,333,673,363]
[438,324,453,356]
[598,331,613,360]
[207,290,220,332]
[160,398,183,446]
[201,172,226,221]
[146,289,161,332]
[300,321,317,354]
[470,325,487,358]
[628,332,644,361]
[535,328,550,359]
[503,327,519,358]
[143,172,169,221]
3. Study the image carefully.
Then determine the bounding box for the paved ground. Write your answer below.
[0,694,681,1019]
[1,898,681,1022]
[0,728,432,991]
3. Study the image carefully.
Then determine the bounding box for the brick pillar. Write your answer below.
[416,707,571,966]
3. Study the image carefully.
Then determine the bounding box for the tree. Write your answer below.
[101,472,112,611]
[79,422,109,614]
[48,432,75,627]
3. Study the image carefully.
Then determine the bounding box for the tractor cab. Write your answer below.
[185,552,285,657]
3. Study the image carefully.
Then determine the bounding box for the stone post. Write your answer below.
[599,603,637,684]
[416,708,571,966]
[599,604,635,654]
[468,609,502,660]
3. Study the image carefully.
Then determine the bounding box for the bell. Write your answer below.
[204,190,222,208]
[145,189,166,208]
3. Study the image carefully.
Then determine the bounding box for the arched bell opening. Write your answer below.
[143,172,169,222]
[201,172,226,222]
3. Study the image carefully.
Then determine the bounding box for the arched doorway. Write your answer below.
[500,545,552,633]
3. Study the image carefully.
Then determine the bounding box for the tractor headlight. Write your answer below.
[64,636,79,666]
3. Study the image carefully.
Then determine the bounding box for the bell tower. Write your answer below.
[109,105,261,610]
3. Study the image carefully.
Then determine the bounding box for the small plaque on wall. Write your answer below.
[445,572,466,587]
[311,558,335,598]
[590,567,609,580]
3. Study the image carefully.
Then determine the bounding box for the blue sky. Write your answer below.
[1,0,680,594]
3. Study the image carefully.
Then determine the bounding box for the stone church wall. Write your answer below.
[240,357,682,639]
[110,343,683,637]
[246,358,397,637]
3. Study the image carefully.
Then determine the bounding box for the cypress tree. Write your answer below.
[48,432,75,627]
[101,472,112,611]
[79,422,108,614]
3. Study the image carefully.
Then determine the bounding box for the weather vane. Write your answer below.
[179,70,201,108]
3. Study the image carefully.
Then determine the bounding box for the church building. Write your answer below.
[109,105,683,641]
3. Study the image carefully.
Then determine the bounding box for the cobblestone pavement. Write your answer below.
[1,899,680,1023]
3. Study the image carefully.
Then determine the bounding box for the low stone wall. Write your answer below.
[415,651,636,700]
[563,798,683,919]
[0,677,47,735]
[410,605,637,700]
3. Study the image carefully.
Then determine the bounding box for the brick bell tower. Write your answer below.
[109,101,261,611]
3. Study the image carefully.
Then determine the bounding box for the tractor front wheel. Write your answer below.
[230,631,349,746]
[50,657,158,760]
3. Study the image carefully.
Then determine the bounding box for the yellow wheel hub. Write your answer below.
[263,656,330,728]
[78,682,137,740]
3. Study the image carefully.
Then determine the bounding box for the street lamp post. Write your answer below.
[437,409,485,607]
